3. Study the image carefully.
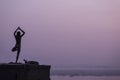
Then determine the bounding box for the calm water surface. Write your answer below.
[51,76,120,80]
[51,68,120,80]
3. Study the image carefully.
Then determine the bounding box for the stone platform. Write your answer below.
[0,63,51,80]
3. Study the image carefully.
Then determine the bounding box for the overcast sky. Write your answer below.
[0,0,120,68]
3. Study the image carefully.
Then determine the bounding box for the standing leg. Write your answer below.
[15,48,20,63]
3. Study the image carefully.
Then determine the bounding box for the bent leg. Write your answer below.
[11,45,18,52]
[12,46,18,52]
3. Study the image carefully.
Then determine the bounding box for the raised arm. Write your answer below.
[14,27,19,36]
[18,27,25,36]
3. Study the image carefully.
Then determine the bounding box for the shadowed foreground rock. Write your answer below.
[0,63,51,80]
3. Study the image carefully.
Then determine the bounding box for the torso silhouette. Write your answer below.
[13,31,23,51]
[15,34,22,47]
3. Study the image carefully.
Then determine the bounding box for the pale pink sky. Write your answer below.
[0,0,120,68]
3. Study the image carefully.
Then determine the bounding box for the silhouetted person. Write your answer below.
[12,27,25,63]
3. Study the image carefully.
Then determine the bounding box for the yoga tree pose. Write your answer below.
[12,27,25,63]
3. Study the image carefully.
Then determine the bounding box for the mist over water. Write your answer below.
[0,3,120,80]
[0,0,120,66]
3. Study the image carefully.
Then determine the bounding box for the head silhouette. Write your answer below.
[17,31,21,36]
